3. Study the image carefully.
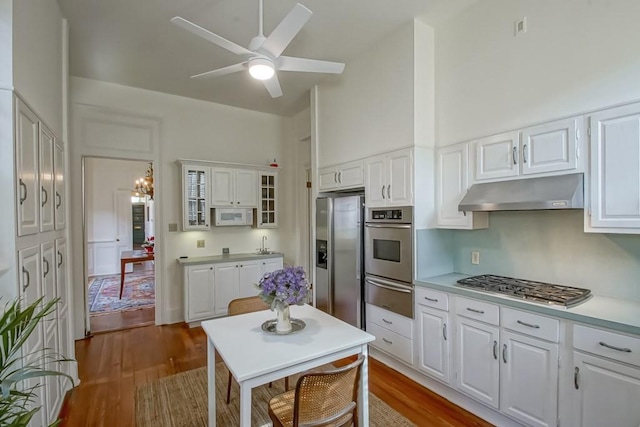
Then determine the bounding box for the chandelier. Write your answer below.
[134,162,154,199]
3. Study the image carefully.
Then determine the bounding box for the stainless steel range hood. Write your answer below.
[458,173,584,212]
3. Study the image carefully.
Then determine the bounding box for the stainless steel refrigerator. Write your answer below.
[315,195,364,328]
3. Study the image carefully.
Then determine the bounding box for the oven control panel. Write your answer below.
[370,209,403,220]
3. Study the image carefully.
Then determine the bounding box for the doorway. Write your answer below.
[83,157,156,333]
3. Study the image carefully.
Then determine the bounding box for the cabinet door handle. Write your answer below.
[41,187,48,207]
[516,320,540,329]
[512,146,518,165]
[443,323,447,341]
[56,191,62,209]
[334,172,338,183]
[19,179,27,204]
[502,344,507,363]
[599,341,632,353]
[382,338,393,345]
[424,296,438,302]
[492,340,498,360]
[338,171,342,183]
[467,307,485,314]
[43,257,50,278]
[387,185,391,199]
[523,144,528,163]
[22,266,30,291]
[382,318,392,325]
[574,367,579,389]
[381,185,386,199]
[57,251,63,267]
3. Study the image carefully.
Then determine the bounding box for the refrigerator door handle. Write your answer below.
[365,223,412,229]
[365,277,412,293]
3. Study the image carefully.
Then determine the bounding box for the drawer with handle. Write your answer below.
[574,324,640,366]
[366,321,413,365]
[502,307,559,342]
[455,296,499,326]
[415,287,449,311]
[366,303,413,339]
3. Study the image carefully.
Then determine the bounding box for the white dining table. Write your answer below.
[201,304,375,427]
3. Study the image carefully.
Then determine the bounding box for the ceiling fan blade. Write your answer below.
[190,62,247,79]
[278,56,345,74]
[259,3,312,58]
[262,74,283,98]
[171,16,252,56]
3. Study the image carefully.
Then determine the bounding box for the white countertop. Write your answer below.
[177,252,283,266]
[415,273,640,336]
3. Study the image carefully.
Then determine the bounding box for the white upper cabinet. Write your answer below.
[211,167,257,208]
[318,160,364,192]
[39,123,55,233]
[521,117,581,176]
[474,131,520,182]
[588,102,640,232]
[182,165,210,231]
[473,117,582,183]
[257,172,278,228]
[436,143,488,230]
[365,148,412,208]
[15,98,40,237]
[53,140,65,231]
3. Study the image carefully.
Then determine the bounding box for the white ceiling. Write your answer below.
[57,0,476,116]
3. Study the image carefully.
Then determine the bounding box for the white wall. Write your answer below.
[316,20,435,167]
[0,1,12,89]
[12,0,64,137]
[69,77,296,333]
[435,0,640,146]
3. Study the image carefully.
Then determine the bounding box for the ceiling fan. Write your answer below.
[171,0,345,98]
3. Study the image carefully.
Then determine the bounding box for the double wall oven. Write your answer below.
[364,206,414,319]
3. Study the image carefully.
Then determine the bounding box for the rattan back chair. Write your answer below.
[225,296,289,404]
[268,355,365,427]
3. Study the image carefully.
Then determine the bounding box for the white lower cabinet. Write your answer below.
[572,324,640,427]
[366,303,413,365]
[183,256,284,322]
[455,316,501,409]
[416,298,450,384]
[184,264,215,322]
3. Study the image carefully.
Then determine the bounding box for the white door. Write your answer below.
[55,238,68,309]
[15,98,40,236]
[43,319,60,423]
[214,263,239,316]
[115,190,133,273]
[186,265,215,321]
[318,167,338,191]
[211,168,234,207]
[521,117,580,176]
[235,169,257,207]
[437,143,471,228]
[365,155,386,207]
[474,131,520,181]
[417,305,450,384]
[387,149,413,206]
[500,331,558,427]
[338,161,364,189]
[573,351,640,427]
[455,317,500,409]
[39,123,55,233]
[41,241,57,325]
[262,258,283,274]
[238,261,262,298]
[589,102,640,229]
[54,140,65,231]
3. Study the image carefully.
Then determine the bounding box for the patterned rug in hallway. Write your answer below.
[135,362,416,427]
[88,271,155,314]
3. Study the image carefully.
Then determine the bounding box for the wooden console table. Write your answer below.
[120,250,154,298]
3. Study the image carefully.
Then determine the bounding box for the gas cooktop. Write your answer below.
[456,274,591,307]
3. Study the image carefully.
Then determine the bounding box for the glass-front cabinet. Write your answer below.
[182,165,210,231]
[257,172,278,228]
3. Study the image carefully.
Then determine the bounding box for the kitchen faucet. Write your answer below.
[260,235,268,253]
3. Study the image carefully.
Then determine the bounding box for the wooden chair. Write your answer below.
[225,296,289,404]
[268,355,364,427]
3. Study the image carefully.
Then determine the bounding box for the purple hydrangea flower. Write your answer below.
[257,265,309,309]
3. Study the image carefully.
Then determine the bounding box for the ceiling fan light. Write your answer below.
[249,58,275,80]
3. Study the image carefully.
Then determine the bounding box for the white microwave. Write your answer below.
[214,208,254,226]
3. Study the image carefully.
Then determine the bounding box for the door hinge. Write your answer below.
[306,181,312,188]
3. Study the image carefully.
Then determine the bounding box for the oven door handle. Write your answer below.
[365,223,412,229]
[365,278,413,293]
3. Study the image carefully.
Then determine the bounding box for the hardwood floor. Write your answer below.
[61,323,492,427]
[90,306,155,333]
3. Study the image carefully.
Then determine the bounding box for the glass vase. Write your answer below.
[275,302,292,333]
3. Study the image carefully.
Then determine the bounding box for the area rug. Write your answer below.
[88,271,155,314]
[135,362,416,427]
